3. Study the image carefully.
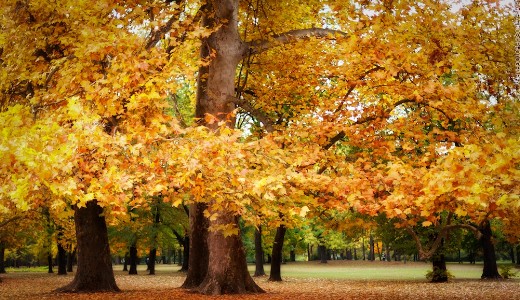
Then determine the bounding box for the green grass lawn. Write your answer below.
[247,260,490,280]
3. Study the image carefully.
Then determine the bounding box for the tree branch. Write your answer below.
[0,215,22,228]
[407,223,481,260]
[246,28,348,56]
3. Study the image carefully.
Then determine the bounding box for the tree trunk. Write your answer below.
[369,234,375,261]
[67,249,75,273]
[0,241,6,273]
[254,227,265,276]
[189,0,262,295]
[197,215,263,294]
[148,248,157,275]
[57,242,67,275]
[290,249,296,262]
[362,238,366,260]
[128,244,138,275]
[517,245,520,266]
[123,252,129,271]
[182,203,208,287]
[318,245,328,263]
[47,253,53,273]
[180,235,189,272]
[148,204,160,275]
[269,225,286,281]
[431,240,448,283]
[56,201,120,292]
[479,220,502,279]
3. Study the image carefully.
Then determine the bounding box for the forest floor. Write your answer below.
[1,261,519,300]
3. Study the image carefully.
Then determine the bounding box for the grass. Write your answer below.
[249,260,485,280]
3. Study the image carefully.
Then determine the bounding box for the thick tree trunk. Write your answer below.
[198,215,263,294]
[431,243,448,283]
[56,201,120,292]
[0,241,6,273]
[479,220,502,279]
[57,242,67,275]
[254,227,265,276]
[189,0,262,295]
[182,203,208,287]
[269,225,286,281]
[431,254,448,282]
[128,244,138,275]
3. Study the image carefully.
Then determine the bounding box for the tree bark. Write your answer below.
[198,215,263,294]
[148,248,157,275]
[269,225,286,281]
[431,240,448,283]
[67,249,75,273]
[369,234,375,261]
[47,253,53,273]
[123,252,129,271]
[318,245,328,263]
[254,227,265,276]
[181,203,208,287]
[180,235,189,272]
[57,242,67,275]
[188,0,262,295]
[0,241,6,273]
[128,244,138,275]
[479,220,502,279]
[56,201,120,292]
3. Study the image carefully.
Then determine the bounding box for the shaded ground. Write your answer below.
[1,261,519,299]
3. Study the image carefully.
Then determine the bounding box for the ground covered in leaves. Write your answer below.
[1,261,519,300]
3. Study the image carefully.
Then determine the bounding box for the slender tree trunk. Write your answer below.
[67,249,75,273]
[510,245,515,264]
[354,248,357,260]
[269,225,286,281]
[182,203,208,287]
[362,237,366,260]
[56,201,120,292]
[517,245,520,266]
[129,244,138,275]
[479,220,502,279]
[254,227,265,276]
[369,234,375,261]
[123,252,129,271]
[0,241,6,273]
[318,245,328,263]
[57,242,67,275]
[148,204,161,275]
[47,253,53,273]
[148,248,157,275]
[180,235,189,272]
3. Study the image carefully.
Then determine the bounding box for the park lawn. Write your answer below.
[1,261,519,299]
[251,260,484,280]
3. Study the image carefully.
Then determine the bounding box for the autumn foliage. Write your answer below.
[0,0,518,295]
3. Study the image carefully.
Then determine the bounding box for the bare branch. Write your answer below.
[246,28,348,56]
